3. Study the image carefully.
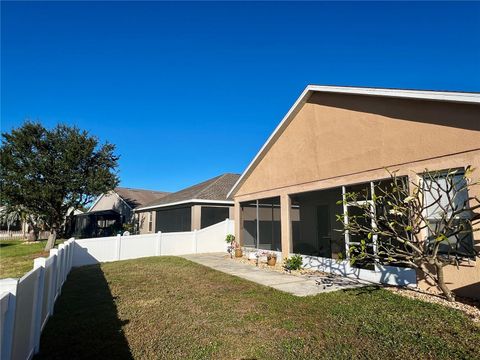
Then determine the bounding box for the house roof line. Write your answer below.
[88,187,170,212]
[141,173,240,209]
[226,85,480,198]
[88,193,105,212]
[88,190,135,212]
[134,199,234,212]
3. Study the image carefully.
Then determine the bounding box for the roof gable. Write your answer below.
[114,187,169,208]
[228,85,480,198]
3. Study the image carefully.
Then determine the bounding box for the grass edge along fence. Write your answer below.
[0,219,234,360]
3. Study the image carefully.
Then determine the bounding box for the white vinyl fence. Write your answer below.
[0,231,50,241]
[0,239,74,360]
[0,219,234,360]
[72,219,234,266]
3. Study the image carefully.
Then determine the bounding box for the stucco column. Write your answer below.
[151,211,156,233]
[280,194,292,259]
[191,205,201,230]
[234,201,242,245]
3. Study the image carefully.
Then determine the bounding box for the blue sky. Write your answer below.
[2,2,479,192]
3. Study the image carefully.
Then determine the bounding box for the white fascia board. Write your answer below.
[134,199,234,212]
[227,85,480,198]
[226,86,312,198]
[306,85,480,104]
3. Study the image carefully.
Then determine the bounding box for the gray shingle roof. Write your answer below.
[139,173,240,209]
[115,187,170,208]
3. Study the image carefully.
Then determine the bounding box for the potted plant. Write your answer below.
[234,240,243,258]
[267,252,277,266]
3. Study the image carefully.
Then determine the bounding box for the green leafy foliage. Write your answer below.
[0,121,119,237]
[283,254,303,271]
[225,234,235,244]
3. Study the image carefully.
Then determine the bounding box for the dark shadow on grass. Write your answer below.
[345,285,381,296]
[0,243,16,248]
[34,264,133,360]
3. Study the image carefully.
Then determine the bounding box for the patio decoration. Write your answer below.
[225,234,242,257]
[225,234,235,258]
[267,252,277,266]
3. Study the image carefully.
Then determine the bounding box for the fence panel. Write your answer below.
[0,231,25,240]
[161,231,196,255]
[71,219,234,264]
[11,268,41,360]
[73,236,118,266]
[0,291,15,360]
[55,247,64,294]
[37,256,55,331]
[119,234,157,260]
[196,220,231,253]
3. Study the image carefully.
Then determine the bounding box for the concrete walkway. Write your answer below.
[181,253,366,297]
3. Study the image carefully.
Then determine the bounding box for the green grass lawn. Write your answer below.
[0,239,63,278]
[36,257,479,360]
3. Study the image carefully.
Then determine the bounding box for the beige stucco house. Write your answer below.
[228,85,480,299]
[73,187,169,238]
[135,173,239,234]
[89,187,169,223]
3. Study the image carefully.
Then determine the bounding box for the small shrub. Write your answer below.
[283,254,303,271]
[225,234,235,244]
[122,222,134,233]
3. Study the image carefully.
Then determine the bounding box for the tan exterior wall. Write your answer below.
[233,93,480,298]
[237,93,479,197]
[90,191,133,221]
[136,210,156,234]
[191,205,202,230]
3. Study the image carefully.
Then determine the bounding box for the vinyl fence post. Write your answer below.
[116,234,122,261]
[155,231,162,256]
[69,238,75,272]
[32,258,46,354]
[49,249,59,301]
[64,241,70,275]
[0,278,19,360]
[58,244,66,285]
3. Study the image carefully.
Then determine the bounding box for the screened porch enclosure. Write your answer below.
[291,187,345,260]
[155,207,191,233]
[241,197,282,251]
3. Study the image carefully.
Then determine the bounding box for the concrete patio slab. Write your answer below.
[181,253,367,297]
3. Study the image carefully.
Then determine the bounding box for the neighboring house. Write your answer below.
[135,173,240,233]
[73,187,169,238]
[89,187,170,223]
[227,85,480,299]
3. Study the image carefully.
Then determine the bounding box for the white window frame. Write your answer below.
[148,211,153,232]
[342,182,378,261]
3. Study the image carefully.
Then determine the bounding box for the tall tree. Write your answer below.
[0,121,119,250]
